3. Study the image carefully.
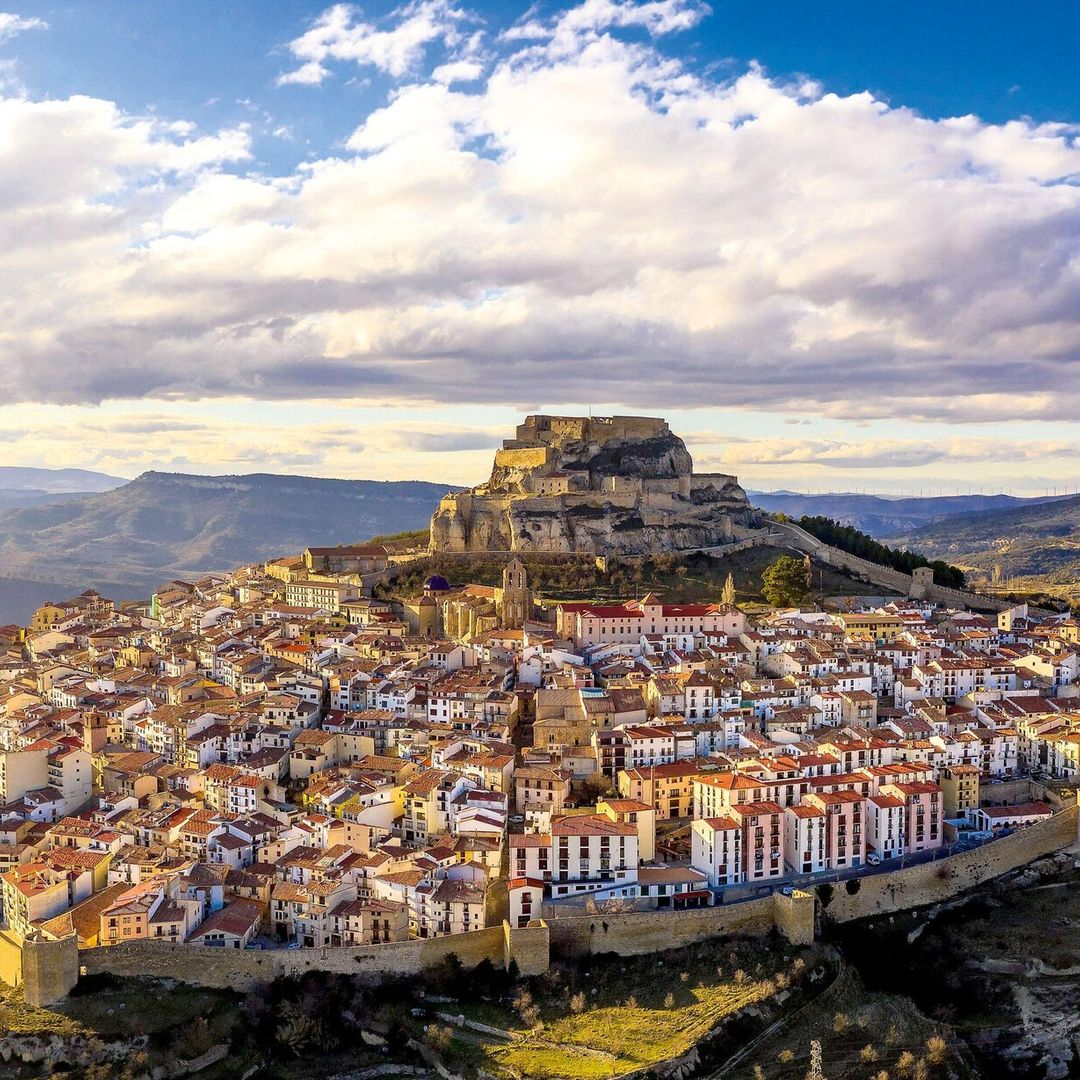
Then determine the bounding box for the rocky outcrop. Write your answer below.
[429,415,760,554]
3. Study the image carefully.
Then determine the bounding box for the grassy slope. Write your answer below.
[452,938,824,1080]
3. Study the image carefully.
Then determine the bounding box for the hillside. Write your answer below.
[0,466,128,511]
[891,495,1080,600]
[0,472,453,619]
[749,490,1063,538]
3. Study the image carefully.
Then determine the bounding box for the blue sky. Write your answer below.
[13,2,1080,168]
[1,0,1078,494]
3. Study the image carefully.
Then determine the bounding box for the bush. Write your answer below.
[860,1044,879,1063]
[925,1035,948,1065]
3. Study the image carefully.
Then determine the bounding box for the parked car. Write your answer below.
[866,852,881,865]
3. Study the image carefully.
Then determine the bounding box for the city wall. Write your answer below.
[766,521,1021,611]
[0,930,80,1006]
[0,930,22,990]
[79,922,553,991]
[547,890,814,960]
[824,801,1079,922]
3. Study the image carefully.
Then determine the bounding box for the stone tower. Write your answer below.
[497,557,533,630]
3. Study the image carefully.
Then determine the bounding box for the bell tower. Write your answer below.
[498,557,533,629]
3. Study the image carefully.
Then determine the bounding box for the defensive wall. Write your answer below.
[78,921,552,992]
[765,520,1022,612]
[547,890,814,960]
[823,799,1079,922]
[5,801,1077,1004]
[0,930,80,1007]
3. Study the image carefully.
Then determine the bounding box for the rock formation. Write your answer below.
[429,415,760,554]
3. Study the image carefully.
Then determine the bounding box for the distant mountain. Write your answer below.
[0,466,126,493]
[0,472,453,621]
[747,490,1064,538]
[890,495,1080,589]
[0,466,128,512]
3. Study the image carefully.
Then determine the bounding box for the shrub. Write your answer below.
[425,1025,454,1054]
[664,992,675,1009]
[896,1050,916,1076]
[926,1035,948,1065]
[860,1044,879,1063]
[570,992,586,1014]
[777,1048,795,1063]
[833,1012,849,1033]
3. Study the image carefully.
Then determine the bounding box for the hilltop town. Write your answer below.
[0,417,1077,1035]
[1,537,1078,979]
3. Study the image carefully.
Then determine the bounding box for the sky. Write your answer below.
[1,0,1079,496]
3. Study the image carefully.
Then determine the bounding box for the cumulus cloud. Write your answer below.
[277,1,473,84]
[0,12,46,43]
[708,437,1080,471]
[503,0,709,42]
[0,412,505,482]
[1,0,1079,434]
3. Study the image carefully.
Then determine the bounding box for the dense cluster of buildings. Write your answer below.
[0,554,1075,952]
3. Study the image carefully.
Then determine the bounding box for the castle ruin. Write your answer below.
[429,415,759,555]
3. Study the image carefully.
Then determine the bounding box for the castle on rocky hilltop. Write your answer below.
[428,414,761,554]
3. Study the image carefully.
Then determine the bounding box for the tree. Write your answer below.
[721,572,736,606]
[762,556,810,607]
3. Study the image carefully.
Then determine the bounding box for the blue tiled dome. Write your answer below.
[424,575,451,592]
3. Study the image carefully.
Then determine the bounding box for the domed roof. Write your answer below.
[424,575,451,592]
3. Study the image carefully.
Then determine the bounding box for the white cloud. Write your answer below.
[1,0,1079,447]
[0,12,46,43]
[711,437,1080,471]
[277,1,472,85]
[432,58,484,84]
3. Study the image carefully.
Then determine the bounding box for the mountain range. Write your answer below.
[746,489,1064,537]
[888,495,1080,598]
[0,471,452,624]
[1,469,1075,627]
[0,466,127,511]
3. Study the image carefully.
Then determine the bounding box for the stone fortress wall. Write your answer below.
[429,414,757,555]
[825,798,1079,921]
[3,797,1077,1006]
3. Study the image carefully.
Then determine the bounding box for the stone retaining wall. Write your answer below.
[824,802,1079,922]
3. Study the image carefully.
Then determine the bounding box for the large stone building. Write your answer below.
[429,414,758,555]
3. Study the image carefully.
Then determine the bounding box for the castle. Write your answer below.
[429,414,759,555]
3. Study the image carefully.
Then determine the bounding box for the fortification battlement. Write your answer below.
[430,413,756,555]
[515,414,670,446]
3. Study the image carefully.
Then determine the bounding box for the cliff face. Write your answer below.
[429,414,758,554]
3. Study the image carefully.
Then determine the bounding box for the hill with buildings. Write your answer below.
[0,472,451,622]
[430,414,760,554]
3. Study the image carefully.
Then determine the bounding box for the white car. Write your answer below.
[866,852,881,866]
